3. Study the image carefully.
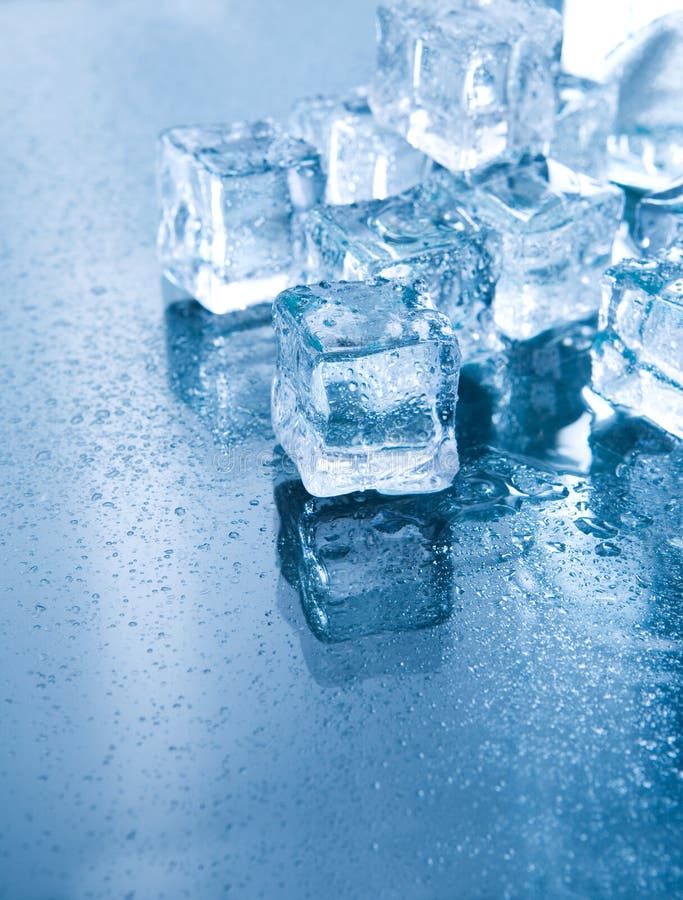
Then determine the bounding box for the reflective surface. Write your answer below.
[1,3,682,899]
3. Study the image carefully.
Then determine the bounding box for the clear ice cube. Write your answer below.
[299,174,501,362]
[454,158,624,340]
[550,74,617,178]
[592,245,683,439]
[289,90,433,205]
[271,279,461,497]
[606,12,683,192]
[157,120,324,315]
[368,0,562,172]
[275,480,454,643]
[634,180,683,255]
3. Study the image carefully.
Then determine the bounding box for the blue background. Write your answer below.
[1,2,682,898]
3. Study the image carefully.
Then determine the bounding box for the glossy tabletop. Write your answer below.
[0,2,682,898]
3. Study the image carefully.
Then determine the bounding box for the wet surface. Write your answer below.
[0,3,682,898]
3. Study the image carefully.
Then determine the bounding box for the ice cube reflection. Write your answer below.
[275,477,455,644]
[459,322,596,474]
[164,290,276,445]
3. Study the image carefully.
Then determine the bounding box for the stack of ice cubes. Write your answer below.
[157,0,683,498]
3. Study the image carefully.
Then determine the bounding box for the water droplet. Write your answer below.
[546,541,566,554]
[574,516,619,539]
[596,541,621,558]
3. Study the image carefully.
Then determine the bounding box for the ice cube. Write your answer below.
[157,120,324,314]
[271,279,461,497]
[275,479,454,643]
[550,74,617,178]
[592,245,683,439]
[633,179,683,255]
[289,90,433,205]
[454,158,624,340]
[368,0,562,172]
[299,174,501,362]
[606,12,683,192]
